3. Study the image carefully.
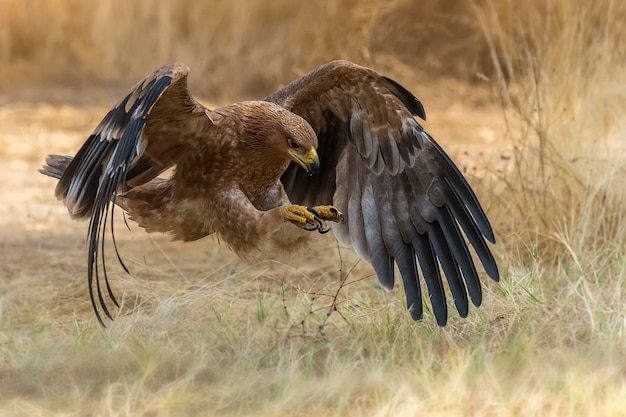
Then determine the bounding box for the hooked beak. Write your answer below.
[289,148,320,175]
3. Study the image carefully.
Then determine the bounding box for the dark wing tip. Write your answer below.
[62,64,191,324]
[381,76,426,121]
[429,137,496,244]
[265,60,498,324]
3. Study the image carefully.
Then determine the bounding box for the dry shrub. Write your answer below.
[0,0,499,99]
[474,0,626,261]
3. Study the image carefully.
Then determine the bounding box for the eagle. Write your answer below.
[40,61,499,326]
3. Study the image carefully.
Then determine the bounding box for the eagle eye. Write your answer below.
[288,139,299,149]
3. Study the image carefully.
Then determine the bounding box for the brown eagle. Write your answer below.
[40,61,499,326]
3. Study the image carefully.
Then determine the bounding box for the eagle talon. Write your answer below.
[281,204,323,232]
[303,219,319,231]
[318,224,331,234]
[309,210,324,227]
[280,205,342,232]
[307,205,344,224]
[306,207,321,218]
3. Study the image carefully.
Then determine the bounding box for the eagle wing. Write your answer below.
[49,63,214,324]
[266,60,499,325]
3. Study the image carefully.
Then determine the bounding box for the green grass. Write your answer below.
[1,240,625,416]
[2,257,626,416]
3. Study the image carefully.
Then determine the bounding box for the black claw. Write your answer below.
[331,207,346,224]
[306,207,324,228]
[306,206,338,232]
[315,216,324,229]
[307,207,320,218]
[304,218,319,231]
[318,224,331,234]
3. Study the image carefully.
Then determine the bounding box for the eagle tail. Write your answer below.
[39,154,73,180]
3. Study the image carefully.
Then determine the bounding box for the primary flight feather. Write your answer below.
[40,60,499,326]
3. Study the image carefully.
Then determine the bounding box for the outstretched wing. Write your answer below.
[267,60,498,326]
[48,63,214,325]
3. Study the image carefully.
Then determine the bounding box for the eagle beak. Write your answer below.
[290,148,320,175]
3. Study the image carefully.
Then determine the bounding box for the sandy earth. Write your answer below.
[0,82,507,327]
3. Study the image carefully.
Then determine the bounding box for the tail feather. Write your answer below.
[39,154,73,180]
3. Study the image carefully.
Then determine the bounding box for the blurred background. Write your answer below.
[0,0,498,101]
[1,1,626,414]
[1,0,625,254]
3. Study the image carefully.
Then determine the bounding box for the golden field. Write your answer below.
[0,0,625,415]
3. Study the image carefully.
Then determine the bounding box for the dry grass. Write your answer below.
[476,0,626,260]
[0,0,498,101]
[1,0,626,416]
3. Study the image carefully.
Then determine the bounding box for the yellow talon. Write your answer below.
[281,205,315,229]
[308,205,345,224]
[281,204,344,233]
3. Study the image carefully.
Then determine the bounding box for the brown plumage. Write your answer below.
[40,60,499,326]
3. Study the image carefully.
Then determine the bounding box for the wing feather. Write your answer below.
[345,153,371,264]
[429,223,469,318]
[443,178,499,280]
[360,173,394,290]
[270,60,499,325]
[49,63,213,325]
[412,233,446,324]
[431,139,496,243]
